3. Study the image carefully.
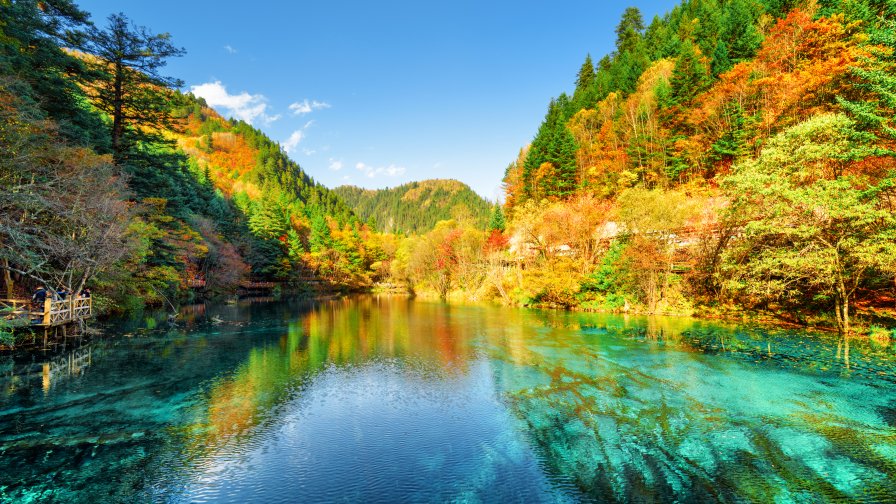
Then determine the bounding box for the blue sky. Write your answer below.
[77,1,677,199]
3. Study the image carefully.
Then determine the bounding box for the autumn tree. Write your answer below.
[617,187,697,313]
[722,114,896,334]
[405,221,484,299]
[0,84,133,295]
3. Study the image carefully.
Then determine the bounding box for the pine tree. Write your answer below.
[85,13,185,162]
[549,125,579,198]
[838,17,896,141]
[489,205,507,233]
[309,212,333,253]
[615,7,645,55]
[723,0,762,63]
[523,99,560,198]
[575,54,596,92]
[670,41,709,105]
[0,0,106,147]
[711,40,732,76]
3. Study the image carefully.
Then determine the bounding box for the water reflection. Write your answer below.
[0,297,894,502]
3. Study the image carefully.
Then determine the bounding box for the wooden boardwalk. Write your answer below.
[1,297,92,327]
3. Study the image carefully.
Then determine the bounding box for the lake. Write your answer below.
[1,296,895,503]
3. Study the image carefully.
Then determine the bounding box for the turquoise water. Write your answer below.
[1,296,895,502]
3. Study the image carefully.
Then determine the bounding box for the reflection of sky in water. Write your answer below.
[0,296,894,503]
[181,361,575,503]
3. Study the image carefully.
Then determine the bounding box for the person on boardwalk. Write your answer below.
[31,286,48,308]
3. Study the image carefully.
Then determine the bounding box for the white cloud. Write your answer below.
[190,81,278,125]
[282,130,304,154]
[288,99,331,115]
[281,120,318,155]
[224,45,237,54]
[355,162,406,178]
[328,159,344,171]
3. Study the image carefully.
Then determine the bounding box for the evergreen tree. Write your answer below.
[612,49,650,96]
[523,99,560,197]
[643,14,681,60]
[711,40,732,77]
[0,0,106,147]
[723,0,762,63]
[489,205,507,232]
[838,16,896,141]
[670,41,709,104]
[309,212,333,253]
[85,13,185,162]
[575,54,596,92]
[615,7,645,54]
[693,0,724,57]
[548,125,579,198]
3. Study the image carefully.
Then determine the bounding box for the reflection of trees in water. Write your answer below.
[2,344,93,397]
[189,296,482,452]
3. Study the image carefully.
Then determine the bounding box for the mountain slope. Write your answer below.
[334,179,492,234]
[174,96,353,222]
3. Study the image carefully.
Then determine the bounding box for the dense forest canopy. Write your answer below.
[334,179,493,235]
[497,0,896,334]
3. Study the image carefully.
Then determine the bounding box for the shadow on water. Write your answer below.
[0,297,895,502]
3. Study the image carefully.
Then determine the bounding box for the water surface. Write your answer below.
[1,296,895,502]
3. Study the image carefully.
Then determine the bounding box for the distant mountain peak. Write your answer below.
[334,179,492,234]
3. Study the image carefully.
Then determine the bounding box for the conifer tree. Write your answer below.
[711,40,732,77]
[723,0,762,63]
[549,126,579,198]
[0,0,105,146]
[489,205,506,233]
[615,7,645,54]
[670,41,709,104]
[575,54,596,92]
[85,13,185,162]
[838,17,896,141]
[309,212,333,253]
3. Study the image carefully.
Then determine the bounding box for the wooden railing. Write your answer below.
[44,297,92,326]
[1,297,92,327]
[239,281,279,290]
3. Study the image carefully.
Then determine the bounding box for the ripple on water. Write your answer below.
[2,298,896,503]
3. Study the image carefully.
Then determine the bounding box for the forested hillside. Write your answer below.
[0,0,396,318]
[334,179,492,234]
[493,0,896,334]
[388,0,896,336]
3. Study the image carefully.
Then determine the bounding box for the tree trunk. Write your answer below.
[2,258,12,299]
[834,292,844,334]
[841,294,850,336]
[834,280,850,336]
[112,63,124,161]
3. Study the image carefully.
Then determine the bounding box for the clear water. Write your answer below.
[1,296,895,503]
